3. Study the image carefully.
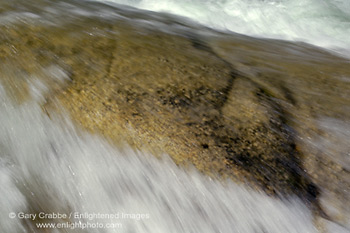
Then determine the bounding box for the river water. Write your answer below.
[0,0,349,232]
[90,0,350,57]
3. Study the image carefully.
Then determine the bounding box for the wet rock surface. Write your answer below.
[0,1,349,229]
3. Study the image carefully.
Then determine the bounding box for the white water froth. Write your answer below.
[91,0,350,56]
[0,70,319,233]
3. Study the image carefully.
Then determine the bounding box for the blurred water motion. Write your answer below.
[0,0,349,232]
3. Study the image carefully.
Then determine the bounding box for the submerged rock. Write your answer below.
[0,0,349,229]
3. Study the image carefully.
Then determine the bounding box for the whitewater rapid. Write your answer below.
[90,0,350,57]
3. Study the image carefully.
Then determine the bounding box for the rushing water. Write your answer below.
[90,0,350,57]
[0,0,349,233]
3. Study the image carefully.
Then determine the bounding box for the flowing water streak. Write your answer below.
[90,0,350,57]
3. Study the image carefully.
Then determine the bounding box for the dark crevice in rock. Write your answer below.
[215,71,238,111]
[187,33,240,112]
[254,87,326,216]
[190,35,213,53]
[280,84,297,105]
